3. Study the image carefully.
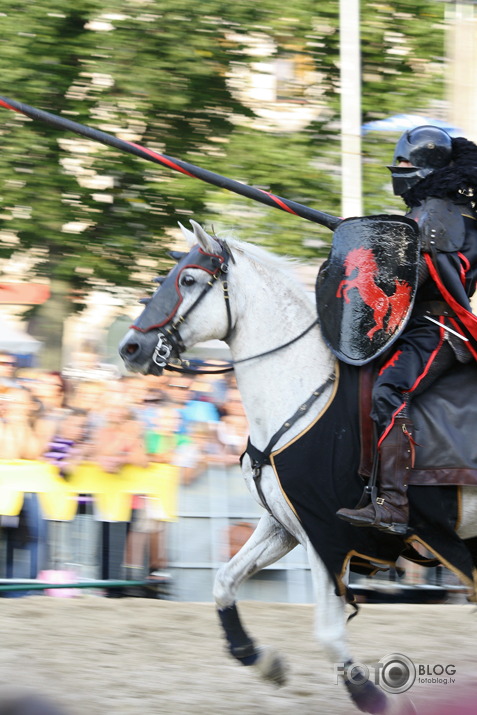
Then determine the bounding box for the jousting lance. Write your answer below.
[0,95,341,231]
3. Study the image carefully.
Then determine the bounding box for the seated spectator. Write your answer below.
[68,380,107,433]
[26,371,70,444]
[43,409,91,478]
[216,380,248,460]
[120,375,161,431]
[62,340,119,383]
[207,371,231,419]
[180,376,220,429]
[41,408,94,576]
[145,402,191,465]
[0,385,50,584]
[147,402,224,480]
[144,374,170,402]
[129,402,190,582]
[0,352,18,388]
[121,401,221,590]
[216,413,247,462]
[182,421,234,474]
[89,398,148,474]
[165,375,194,408]
[87,392,148,590]
[0,385,48,460]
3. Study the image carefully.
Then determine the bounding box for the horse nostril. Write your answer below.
[124,342,139,356]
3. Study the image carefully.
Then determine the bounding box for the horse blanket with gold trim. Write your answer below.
[270,362,477,597]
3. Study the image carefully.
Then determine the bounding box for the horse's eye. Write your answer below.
[180,274,196,287]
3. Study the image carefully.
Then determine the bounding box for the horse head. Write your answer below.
[119,221,234,375]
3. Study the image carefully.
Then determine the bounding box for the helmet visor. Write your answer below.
[386,165,433,196]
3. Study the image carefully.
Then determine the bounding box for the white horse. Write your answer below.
[119,221,477,714]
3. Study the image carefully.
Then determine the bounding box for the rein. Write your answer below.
[164,317,320,375]
[145,239,320,375]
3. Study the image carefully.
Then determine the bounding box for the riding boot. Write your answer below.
[336,417,414,535]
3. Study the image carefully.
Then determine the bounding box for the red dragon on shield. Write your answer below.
[336,247,412,339]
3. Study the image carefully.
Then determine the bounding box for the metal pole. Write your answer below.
[340,0,363,217]
[445,2,477,142]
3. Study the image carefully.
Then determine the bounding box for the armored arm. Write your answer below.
[409,197,466,253]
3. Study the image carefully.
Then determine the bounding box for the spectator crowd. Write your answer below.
[0,350,248,593]
[0,349,446,596]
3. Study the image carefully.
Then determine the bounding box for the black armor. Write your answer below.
[409,197,466,253]
[387,125,453,196]
[337,127,477,533]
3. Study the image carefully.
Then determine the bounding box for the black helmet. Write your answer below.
[387,125,453,196]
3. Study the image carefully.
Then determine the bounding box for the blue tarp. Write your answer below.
[362,114,463,137]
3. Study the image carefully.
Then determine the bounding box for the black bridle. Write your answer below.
[132,239,319,375]
[130,241,233,372]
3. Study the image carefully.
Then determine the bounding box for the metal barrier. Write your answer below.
[0,579,161,593]
[0,462,461,603]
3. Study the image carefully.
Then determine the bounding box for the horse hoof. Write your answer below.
[254,646,288,687]
[345,679,388,713]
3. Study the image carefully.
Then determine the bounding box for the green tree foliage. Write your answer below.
[360,1,447,215]
[0,0,447,298]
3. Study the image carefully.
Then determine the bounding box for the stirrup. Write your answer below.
[377,521,409,536]
[354,431,380,510]
[353,484,378,510]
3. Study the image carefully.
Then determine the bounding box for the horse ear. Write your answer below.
[189,220,221,254]
[178,222,196,247]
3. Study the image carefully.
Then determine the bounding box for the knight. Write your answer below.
[337,125,477,534]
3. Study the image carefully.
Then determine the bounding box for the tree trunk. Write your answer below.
[28,280,72,370]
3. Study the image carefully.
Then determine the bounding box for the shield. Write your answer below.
[316,215,420,365]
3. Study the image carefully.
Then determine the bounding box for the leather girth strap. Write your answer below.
[242,373,336,513]
[358,362,376,479]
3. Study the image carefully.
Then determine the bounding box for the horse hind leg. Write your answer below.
[307,546,391,714]
[214,512,297,686]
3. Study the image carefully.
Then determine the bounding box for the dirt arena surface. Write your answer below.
[0,597,475,714]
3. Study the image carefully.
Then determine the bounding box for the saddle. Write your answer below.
[269,359,477,598]
[359,361,477,486]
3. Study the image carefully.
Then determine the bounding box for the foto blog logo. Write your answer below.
[335,653,456,694]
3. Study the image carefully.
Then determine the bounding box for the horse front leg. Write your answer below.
[214,512,297,686]
[307,546,388,714]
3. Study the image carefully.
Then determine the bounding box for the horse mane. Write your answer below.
[217,233,304,283]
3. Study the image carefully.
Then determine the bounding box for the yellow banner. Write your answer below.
[0,460,179,522]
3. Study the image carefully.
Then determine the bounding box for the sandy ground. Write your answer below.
[0,597,476,714]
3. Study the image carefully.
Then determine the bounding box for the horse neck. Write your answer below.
[227,252,334,450]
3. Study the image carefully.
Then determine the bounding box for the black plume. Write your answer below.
[403,136,477,209]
